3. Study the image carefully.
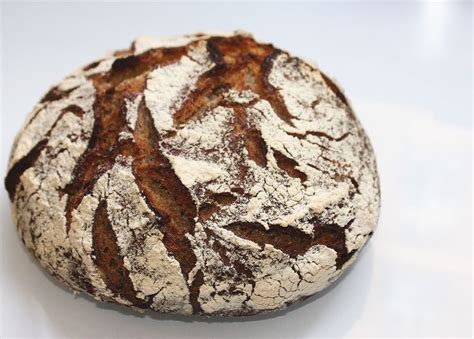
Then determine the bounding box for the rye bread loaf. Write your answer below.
[5,31,380,316]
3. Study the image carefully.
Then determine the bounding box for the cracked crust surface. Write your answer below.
[5,31,380,316]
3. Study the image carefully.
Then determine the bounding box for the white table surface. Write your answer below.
[1,2,472,338]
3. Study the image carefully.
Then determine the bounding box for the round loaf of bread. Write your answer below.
[5,32,380,316]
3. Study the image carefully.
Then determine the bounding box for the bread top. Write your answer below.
[5,31,380,316]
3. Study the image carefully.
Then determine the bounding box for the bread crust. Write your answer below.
[5,32,380,316]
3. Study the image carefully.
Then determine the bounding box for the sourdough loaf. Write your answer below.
[5,31,380,316]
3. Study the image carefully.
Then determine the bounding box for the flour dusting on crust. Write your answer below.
[144,41,214,133]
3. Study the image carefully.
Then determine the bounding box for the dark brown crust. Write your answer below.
[40,85,77,104]
[209,192,238,205]
[91,200,146,306]
[260,50,296,125]
[5,105,86,200]
[272,149,307,182]
[245,128,268,167]
[320,71,349,106]
[288,130,351,142]
[5,139,47,199]
[83,60,102,71]
[132,100,203,312]
[188,270,205,314]
[224,219,355,269]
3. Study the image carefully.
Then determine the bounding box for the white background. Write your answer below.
[0,2,472,338]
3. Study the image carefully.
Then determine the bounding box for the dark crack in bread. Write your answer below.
[5,31,380,316]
